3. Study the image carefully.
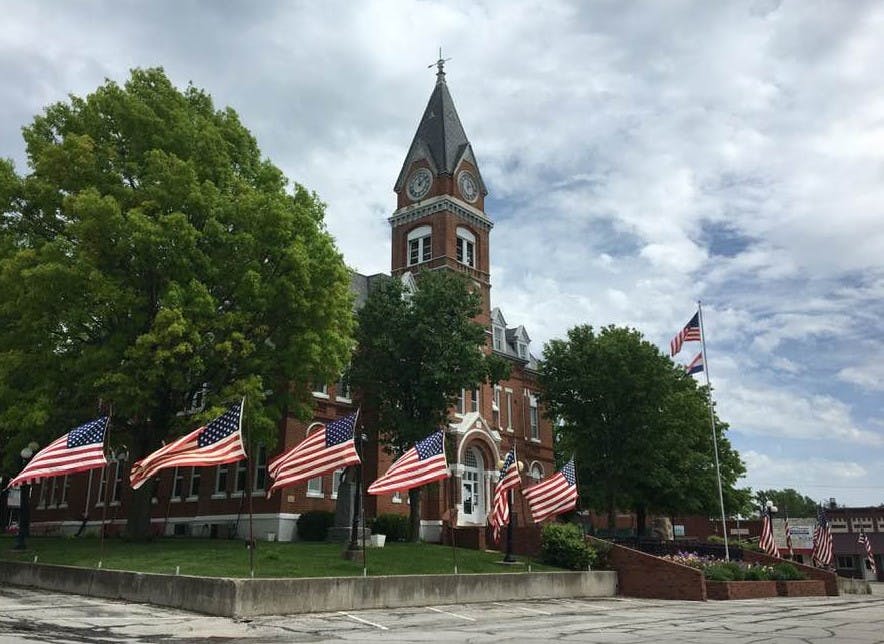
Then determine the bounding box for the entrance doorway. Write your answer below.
[461,446,484,523]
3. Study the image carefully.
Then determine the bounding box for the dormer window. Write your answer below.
[492,326,504,351]
[518,342,528,359]
[456,227,475,268]
[408,225,432,266]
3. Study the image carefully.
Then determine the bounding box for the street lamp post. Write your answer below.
[503,490,517,563]
[13,442,39,550]
[763,500,778,554]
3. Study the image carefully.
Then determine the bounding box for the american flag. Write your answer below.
[812,507,834,568]
[859,531,876,575]
[759,511,779,557]
[670,312,701,356]
[6,417,109,488]
[785,514,794,558]
[367,430,448,496]
[489,448,521,542]
[267,411,361,495]
[685,352,704,375]
[130,401,246,490]
[523,459,578,523]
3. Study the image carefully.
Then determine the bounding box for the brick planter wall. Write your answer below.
[706,580,777,600]
[588,536,705,601]
[775,580,826,597]
[743,551,838,596]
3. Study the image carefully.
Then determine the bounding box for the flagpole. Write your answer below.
[357,412,367,577]
[449,470,458,574]
[697,300,730,561]
[98,456,112,568]
[243,398,255,578]
[503,441,518,563]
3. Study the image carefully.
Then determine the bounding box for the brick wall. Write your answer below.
[743,550,838,596]
[588,536,706,601]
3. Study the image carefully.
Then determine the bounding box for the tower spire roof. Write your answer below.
[394,57,486,196]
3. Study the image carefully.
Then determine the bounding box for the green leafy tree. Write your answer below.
[0,68,354,538]
[539,324,751,535]
[754,489,819,518]
[349,270,508,541]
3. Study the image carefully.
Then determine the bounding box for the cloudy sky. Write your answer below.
[3,0,883,509]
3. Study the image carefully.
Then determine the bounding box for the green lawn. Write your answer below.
[0,535,556,578]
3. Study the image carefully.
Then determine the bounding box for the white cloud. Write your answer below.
[741,450,879,508]
[718,383,883,447]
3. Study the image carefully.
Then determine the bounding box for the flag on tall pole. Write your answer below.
[6,417,109,488]
[812,507,834,568]
[130,401,246,489]
[670,312,701,356]
[523,459,578,523]
[784,513,794,558]
[759,510,779,557]
[366,430,448,496]
[489,448,521,542]
[267,411,361,496]
[685,352,704,375]
[859,531,876,575]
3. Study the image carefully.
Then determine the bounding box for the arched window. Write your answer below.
[407,225,432,266]
[456,226,476,268]
[529,462,544,483]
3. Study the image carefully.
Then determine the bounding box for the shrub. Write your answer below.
[770,562,805,581]
[371,513,411,542]
[296,511,335,541]
[540,523,597,571]
[744,565,768,580]
[703,563,736,581]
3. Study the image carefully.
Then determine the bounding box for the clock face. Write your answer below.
[406,168,433,201]
[458,171,479,203]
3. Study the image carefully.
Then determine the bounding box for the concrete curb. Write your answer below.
[0,561,617,618]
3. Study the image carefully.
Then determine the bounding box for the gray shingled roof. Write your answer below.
[394,71,487,194]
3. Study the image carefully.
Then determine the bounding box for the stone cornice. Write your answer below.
[389,195,493,231]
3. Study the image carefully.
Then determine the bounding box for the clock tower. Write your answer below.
[390,58,492,323]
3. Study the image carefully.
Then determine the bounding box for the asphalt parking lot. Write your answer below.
[2,585,883,643]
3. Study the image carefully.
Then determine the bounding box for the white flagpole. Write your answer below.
[697,300,730,561]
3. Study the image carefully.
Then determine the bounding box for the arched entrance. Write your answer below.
[461,446,485,523]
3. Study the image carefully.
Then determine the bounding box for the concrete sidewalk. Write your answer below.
[3,585,884,643]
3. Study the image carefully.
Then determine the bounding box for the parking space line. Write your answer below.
[427,606,477,621]
[337,611,389,630]
[491,601,552,615]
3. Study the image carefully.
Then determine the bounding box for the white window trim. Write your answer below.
[312,383,329,399]
[492,326,504,351]
[505,388,514,432]
[213,464,229,499]
[306,476,324,498]
[331,468,344,499]
[456,229,476,268]
[407,225,433,266]
[252,444,267,495]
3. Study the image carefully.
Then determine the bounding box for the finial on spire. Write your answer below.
[429,47,451,84]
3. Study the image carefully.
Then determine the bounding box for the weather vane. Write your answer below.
[429,47,451,80]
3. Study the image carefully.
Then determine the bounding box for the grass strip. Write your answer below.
[1,535,557,578]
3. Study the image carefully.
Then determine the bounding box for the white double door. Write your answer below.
[461,446,485,523]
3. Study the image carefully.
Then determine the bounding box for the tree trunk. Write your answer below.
[635,505,647,538]
[125,423,156,540]
[126,484,154,540]
[606,492,616,535]
[408,487,421,543]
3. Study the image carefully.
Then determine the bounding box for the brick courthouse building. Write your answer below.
[24,64,556,543]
